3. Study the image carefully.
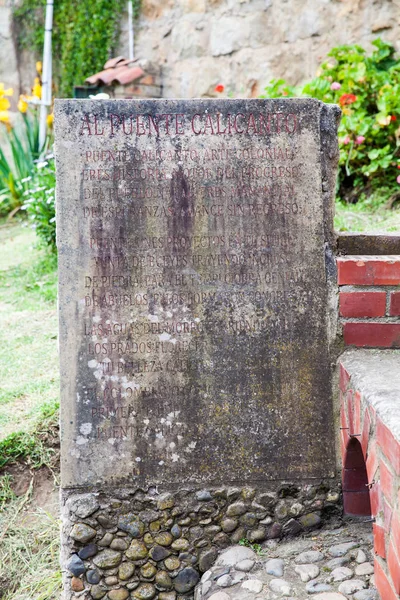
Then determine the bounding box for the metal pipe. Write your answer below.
[39,0,53,152]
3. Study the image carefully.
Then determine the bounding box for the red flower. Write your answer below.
[391,115,397,122]
[339,93,357,106]
[215,84,224,93]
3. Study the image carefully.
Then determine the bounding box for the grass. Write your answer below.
[0,488,61,600]
[0,221,59,443]
[0,219,61,600]
[334,198,400,233]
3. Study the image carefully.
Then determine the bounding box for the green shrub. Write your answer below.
[21,155,56,251]
[263,39,400,205]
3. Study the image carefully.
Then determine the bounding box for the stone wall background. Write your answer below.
[1,0,400,99]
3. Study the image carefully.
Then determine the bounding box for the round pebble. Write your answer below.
[269,578,292,596]
[242,579,264,593]
[338,579,366,595]
[355,562,374,576]
[236,558,255,572]
[296,550,324,564]
[295,563,320,582]
[265,558,284,577]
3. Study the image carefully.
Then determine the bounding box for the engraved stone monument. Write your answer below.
[55,99,340,599]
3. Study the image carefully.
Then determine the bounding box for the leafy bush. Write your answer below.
[263,39,400,205]
[21,155,56,251]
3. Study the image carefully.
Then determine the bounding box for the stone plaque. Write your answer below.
[55,99,339,489]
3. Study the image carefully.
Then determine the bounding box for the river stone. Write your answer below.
[165,557,181,570]
[149,545,171,561]
[236,559,255,572]
[265,558,284,577]
[69,494,99,518]
[118,514,145,538]
[71,577,84,592]
[173,567,200,593]
[242,579,263,593]
[313,595,347,600]
[354,590,379,600]
[216,545,256,566]
[70,523,97,543]
[208,594,230,600]
[196,490,213,501]
[296,550,324,564]
[171,524,182,538]
[216,575,232,587]
[199,547,218,572]
[326,557,349,569]
[132,583,156,599]
[306,581,332,594]
[158,594,177,600]
[155,570,172,588]
[110,538,129,551]
[93,549,122,568]
[171,538,190,551]
[269,579,292,596]
[108,589,129,600]
[154,532,173,547]
[247,527,267,542]
[226,502,247,517]
[220,518,238,533]
[299,512,321,528]
[338,580,366,595]
[105,576,118,585]
[355,562,374,575]
[329,567,353,581]
[328,542,359,557]
[87,569,101,584]
[90,585,107,599]
[356,549,367,564]
[79,543,98,559]
[119,562,135,580]
[67,554,85,577]
[98,533,114,547]
[141,562,157,579]
[295,564,320,582]
[157,494,175,510]
[126,540,149,560]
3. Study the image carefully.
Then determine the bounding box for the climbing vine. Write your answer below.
[13,0,141,97]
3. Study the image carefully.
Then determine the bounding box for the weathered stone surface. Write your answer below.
[70,523,97,543]
[338,580,366,595]
[296,550,324,564]
[90,585,107,599]
[92,549,122,568]
[199,547,218,572]
[173,567,200,592]
[295,563,320,582]
[78,543,98,559]
[67,554,86,577]
[119,562,135,581]
[117,515,145,538]
[108,589,129,600]
[126,540,149,560]
[87,569,101,584]
[269,578,292,595]
[216,545,256,566]
[55,98,339,490]
[71,577,84,592]
[329,542,359,557]
[132,583,156,599]
[68,494,99,518]
[265,558,284,577]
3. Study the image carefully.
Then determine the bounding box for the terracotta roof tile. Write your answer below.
[85,57,146,87]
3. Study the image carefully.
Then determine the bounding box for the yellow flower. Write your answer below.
[0,110,10,124]
[32,77,42,99]
[36,61,42,74]
[0,97,10,111]
[46,112,54,127]
[0,83,13,97]
[18,95,28,113]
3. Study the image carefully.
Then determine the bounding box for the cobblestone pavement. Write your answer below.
[195,521,378,600]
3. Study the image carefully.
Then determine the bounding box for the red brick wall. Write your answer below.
[340,362,400,599]
[338,256,400,347]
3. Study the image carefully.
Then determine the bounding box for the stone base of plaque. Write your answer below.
[61,481,340,599]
